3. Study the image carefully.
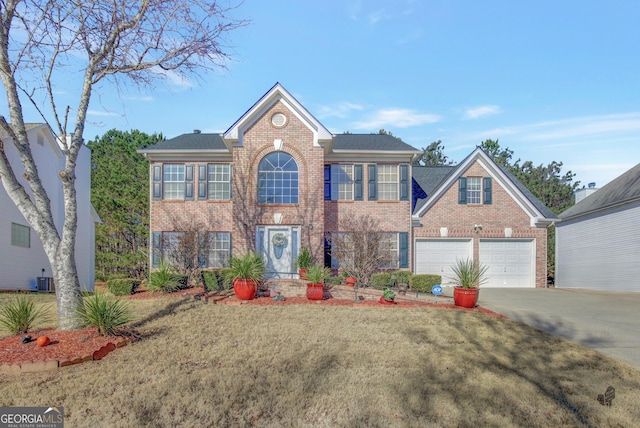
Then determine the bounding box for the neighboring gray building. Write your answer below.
[556,163,640,292]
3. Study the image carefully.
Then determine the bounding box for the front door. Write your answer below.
[257,226,300,279]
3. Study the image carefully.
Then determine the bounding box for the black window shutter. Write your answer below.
[399,232,408,268]
[198,165,208,200]
[324,165,331,200]
[354,164,363,200]
[185,164,194,200]
[458,177,467,204]
[368,164,377,200]
[152,164,162,200]
[399,164,409,200]
[483,177,492,205]
[152,232,162,268]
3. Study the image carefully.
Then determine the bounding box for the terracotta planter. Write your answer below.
[379,296,396,305]
[299,269,308,280]
[233,279,257,301]
[306,283,324,300]
[346,277,357,287]
[453,286,479,308]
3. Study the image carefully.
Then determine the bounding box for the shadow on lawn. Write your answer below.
[394,314,606,427]
[127,298,200,339]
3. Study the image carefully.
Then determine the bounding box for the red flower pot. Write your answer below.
[299,269,308,280]
[453,287,479,308]
[306,283,324,300]
[346,277,357,287]
[379,296,396,305]
[233,279,257,301]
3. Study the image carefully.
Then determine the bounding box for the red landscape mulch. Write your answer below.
[0,327,130,367]
[0,288,505,370]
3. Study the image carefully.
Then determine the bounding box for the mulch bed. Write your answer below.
[0,287,504,370]
[0,327,130,367]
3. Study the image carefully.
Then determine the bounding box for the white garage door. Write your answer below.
[415,239,472,283]
[479,239,534,288]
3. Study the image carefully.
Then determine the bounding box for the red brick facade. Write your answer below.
[144,84,552,287]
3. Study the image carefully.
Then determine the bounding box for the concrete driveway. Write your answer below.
[475,288,640,371]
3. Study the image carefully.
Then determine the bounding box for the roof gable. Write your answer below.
[412,147,557,226]
[559,162,640,220]
[224,83,332,146]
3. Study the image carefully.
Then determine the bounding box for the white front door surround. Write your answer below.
[257,225,300,279]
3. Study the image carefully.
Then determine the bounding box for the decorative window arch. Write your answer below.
[258,152,299,204]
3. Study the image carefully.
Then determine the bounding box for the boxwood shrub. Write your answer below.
[370,270,413,288]
[106,278,141,296]
[410,274,442,293]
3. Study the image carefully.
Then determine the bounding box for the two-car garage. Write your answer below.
[414,238,535,288]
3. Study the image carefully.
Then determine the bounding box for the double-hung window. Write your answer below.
[466,177,482,204]
[163,164,185,200]
[458,177,492,205]
[11,223,30,248]
[331,165,354,200]
[207,232,231,268]
[377,165,399,200]
[207,164,231,200]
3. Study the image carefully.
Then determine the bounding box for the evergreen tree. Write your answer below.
[88,130,164,281]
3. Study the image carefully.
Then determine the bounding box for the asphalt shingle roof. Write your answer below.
[142,132,227,151]
[559,162,640,220]
[333,134,420,152]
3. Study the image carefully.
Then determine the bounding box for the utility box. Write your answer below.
[37,277,55,292]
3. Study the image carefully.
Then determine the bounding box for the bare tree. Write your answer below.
[0,0,245,329]
[326,214,393,285]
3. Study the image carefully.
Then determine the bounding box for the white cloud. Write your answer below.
[87,109,120,117]
[352,108,441,130]
[315,102,365,119]
[464,105,501,119]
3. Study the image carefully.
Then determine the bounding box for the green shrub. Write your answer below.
[201,270,223,292]
[148,261,184,293]
[107,278,141,296]
[410,274,442,292]
[370,272,392,288]
[76,293,133,336]
[0,295,50,335]
[325,276,343,286]
[370,270,412,288]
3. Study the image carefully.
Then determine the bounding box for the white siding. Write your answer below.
[556,202,640,292]
[414,239,472,282]
[0,126,96,291]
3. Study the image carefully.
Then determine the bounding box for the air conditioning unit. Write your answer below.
[37,277,55,292]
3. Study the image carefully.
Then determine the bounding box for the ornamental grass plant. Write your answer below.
[0,295,50,335]
[75,292,133,336]
[448,257,490,289]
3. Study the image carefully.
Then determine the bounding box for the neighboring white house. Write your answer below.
[0,123,99,292]
[556,162,640,292]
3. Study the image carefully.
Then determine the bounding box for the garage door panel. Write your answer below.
[480,239,534,288]
[415,239,472,278]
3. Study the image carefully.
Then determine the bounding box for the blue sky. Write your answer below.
[27,1,640,187]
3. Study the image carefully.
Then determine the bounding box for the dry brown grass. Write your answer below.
[1,295,639,427]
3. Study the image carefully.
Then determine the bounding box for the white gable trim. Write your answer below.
[223,83,333,147]
[412,147,552,227]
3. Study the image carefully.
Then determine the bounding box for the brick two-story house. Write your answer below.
[140,83,556,287]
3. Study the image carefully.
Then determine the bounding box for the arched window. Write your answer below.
[258,152,299,204]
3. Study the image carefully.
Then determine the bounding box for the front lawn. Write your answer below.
[1,295,639,426]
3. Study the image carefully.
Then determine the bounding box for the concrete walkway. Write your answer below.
[472,288,640,371]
